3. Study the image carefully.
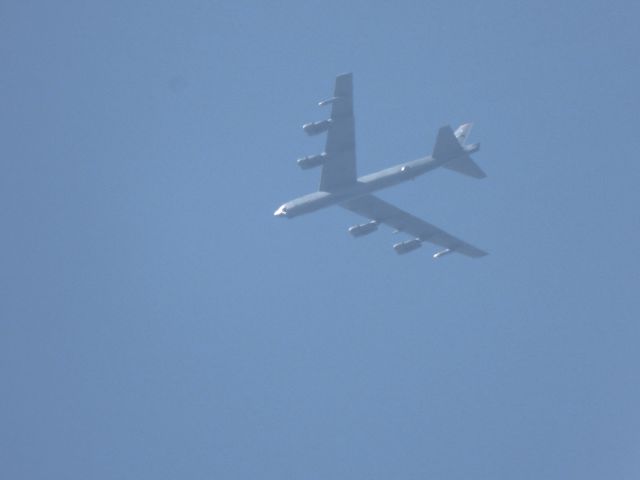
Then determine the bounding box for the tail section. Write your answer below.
[433,124,486,179]
[454,123,473,144]
[442,154,486,178]
[432,125,465,161]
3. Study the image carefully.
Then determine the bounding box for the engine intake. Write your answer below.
[348,221,378,237]
[302,119,332,136]
[393,238,422,255]
[297,153,327,169]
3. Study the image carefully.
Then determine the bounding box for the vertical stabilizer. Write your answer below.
[432,125,465,161]
[436,124,486,179]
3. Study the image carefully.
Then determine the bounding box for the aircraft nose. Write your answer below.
[273,204,288,217]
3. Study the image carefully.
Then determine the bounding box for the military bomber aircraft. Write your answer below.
[274,73,487,259]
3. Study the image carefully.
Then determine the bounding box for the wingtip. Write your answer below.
[333,73,353,98]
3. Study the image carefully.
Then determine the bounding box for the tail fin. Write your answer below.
[434,124,486,179]
[432,125,465,161]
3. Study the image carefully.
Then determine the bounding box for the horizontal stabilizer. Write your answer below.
[442,154,486,178]
[454,123,473,145]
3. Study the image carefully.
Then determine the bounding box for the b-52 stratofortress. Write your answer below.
[274,73,487,259]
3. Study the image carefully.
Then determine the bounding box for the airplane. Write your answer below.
[274,73,488,259]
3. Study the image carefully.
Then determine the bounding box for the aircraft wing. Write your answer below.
[341,194,487,258]
[319,73,357,191]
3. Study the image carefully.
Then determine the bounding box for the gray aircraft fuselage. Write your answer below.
[274,154,450,218]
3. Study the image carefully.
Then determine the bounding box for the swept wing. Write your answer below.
[341,194,487,258]
[318,73,357,191]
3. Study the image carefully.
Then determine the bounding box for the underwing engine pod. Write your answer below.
[393,238,422,255]
[348,221,379,237]
[297,153,327,169]
[302,120,332,136]
[433,248,454,259]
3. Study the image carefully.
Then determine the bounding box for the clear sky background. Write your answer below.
[2,1,640,479]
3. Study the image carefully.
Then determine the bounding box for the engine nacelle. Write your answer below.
[393,238,422,255]
[302,119,332,136]
[348,221,378,238]
[297,153,327,170]
[433,248,453,259]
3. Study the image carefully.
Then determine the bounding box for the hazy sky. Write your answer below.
[2,1,640,479]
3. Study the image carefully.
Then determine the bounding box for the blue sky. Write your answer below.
[2,1,640,478]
